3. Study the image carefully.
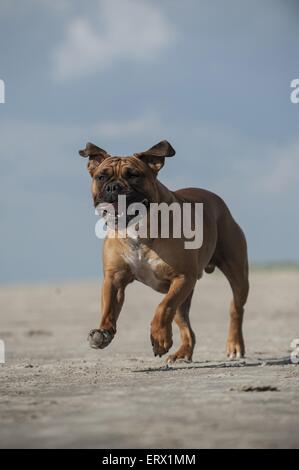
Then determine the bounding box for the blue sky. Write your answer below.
[0,0,299,283]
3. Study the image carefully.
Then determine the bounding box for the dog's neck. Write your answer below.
[155,179,177,204]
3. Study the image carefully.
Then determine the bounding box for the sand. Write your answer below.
[0,269,298,448]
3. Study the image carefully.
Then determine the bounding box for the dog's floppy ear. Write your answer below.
[134,140,175,174]
[79,142,109,176]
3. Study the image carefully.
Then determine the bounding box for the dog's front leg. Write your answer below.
[150,275,196,357]
[88,270,131,349]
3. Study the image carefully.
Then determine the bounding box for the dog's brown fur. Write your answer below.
[79,140,249,362]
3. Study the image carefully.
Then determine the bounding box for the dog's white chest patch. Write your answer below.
[122,241,163,290]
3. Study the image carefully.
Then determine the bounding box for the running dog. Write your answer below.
[79,140,249,362]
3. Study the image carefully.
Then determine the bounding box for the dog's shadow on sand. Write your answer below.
[133,356,292,373]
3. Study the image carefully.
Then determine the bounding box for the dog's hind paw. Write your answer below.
[228,351,243,360]
[226,337,245,360]
[88,329,114,349]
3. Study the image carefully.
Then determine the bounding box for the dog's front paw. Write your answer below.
[88,329,114,349]
[150,323,173,357]
[166,345,193,364]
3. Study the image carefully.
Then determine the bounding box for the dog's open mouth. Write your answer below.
[96,197,149,227]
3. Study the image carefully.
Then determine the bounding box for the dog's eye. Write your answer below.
[96,174,106,181]
[128,172,141,179]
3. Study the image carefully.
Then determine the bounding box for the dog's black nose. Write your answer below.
[104,181,123,202]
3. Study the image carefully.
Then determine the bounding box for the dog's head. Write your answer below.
[79,140,175,220]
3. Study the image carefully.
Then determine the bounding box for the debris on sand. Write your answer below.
[25,330,52,337]
[230,385,279,392]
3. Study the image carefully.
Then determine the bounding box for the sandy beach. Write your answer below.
[0,269,298,448]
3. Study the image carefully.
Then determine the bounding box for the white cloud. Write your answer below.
[52,0,176,80]
[218,134,299,196]
[206,128,299,196]
[158,122,299,198]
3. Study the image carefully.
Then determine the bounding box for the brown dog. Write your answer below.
[79,140,249,362]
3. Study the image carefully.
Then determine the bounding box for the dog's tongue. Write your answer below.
[98,202,115,211]
[97,202,121,217]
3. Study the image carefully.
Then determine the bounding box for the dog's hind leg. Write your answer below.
[216,231,249,359]
[166,290,196,363]
[224,269,249,359]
